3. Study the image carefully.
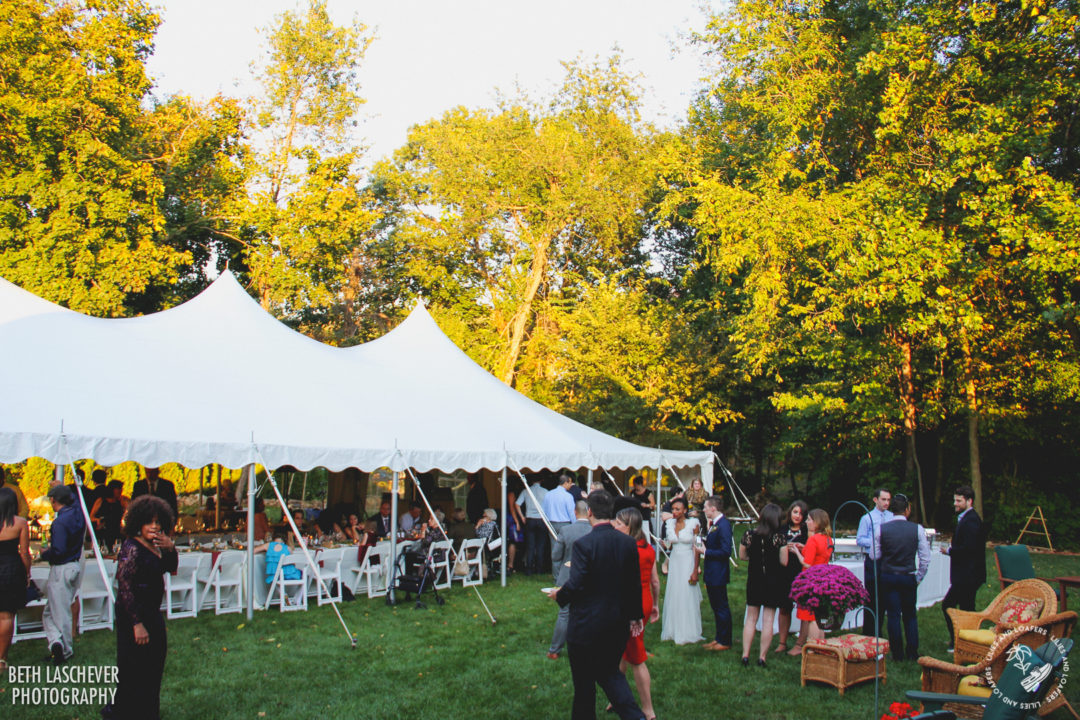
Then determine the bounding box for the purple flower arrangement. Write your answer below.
[789,564,870,618]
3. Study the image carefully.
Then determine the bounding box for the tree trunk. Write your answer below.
[960,329,984,517]
[497,237,549,385]
[896,333,927,523]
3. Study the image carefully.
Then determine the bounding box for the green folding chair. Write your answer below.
[994,544,1059,593]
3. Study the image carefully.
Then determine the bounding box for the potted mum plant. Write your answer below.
[789,564,870,630]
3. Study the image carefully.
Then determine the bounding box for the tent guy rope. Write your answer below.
[58,429,113,604]
[506,455,559,541]
[253,445,356,648]
[400,461,496,624]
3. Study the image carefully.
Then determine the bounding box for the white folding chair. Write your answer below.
[264,554,307,612]
[77,559,116,634]
[351,543,389,598]
[456,538,487,587]
[164,553,206,619]
[199,551,245,615]
[13,566,50,643]
[310,547,344,606]
[427,540,454,590]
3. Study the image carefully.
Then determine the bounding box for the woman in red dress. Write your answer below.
[611,506,659,720]
[786,507,834,655]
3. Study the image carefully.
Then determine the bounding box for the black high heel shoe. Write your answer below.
[757,658,767,668]
[741,656,749,667]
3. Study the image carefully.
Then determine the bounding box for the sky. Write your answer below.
[145,0,718,166]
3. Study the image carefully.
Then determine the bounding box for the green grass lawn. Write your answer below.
[4,549,1078,720]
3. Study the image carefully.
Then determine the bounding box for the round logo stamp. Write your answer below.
[982,625,1070,711]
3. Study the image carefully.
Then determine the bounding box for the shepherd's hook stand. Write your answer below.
[832,499,882,720]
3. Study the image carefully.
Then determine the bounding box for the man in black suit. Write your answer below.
[371,501,393,540]
[940,484,985,651]
[131,467,178,517]
[549,491,645,720]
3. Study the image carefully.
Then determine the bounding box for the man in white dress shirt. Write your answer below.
[543,472,577,538]
[856,487,892,637]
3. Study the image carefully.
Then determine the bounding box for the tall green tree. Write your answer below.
[0,0,188,314]
[237,0,374,320]
[372,56,655,386]
[674,0,1080,517]
[127,95,246,312]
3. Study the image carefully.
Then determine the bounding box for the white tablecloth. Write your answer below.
[750,531,950,632]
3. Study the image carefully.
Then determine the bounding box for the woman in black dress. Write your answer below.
[0,486,31,673]
[102,495,177,720]
[91,481,127,549]
[738,503,786,667]
[774,500,809,653]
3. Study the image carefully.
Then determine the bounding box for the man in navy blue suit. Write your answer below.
[550,491,645,720]
[696,495,733,650]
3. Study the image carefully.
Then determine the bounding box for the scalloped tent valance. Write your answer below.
[0,272,712,484]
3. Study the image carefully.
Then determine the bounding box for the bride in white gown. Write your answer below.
[661,497,703,644]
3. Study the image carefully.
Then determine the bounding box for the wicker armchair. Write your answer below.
[920,613,1076,719]
[950,579,1058,664]
[909,638,1073,720]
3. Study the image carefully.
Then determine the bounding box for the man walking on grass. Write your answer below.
[550,491,645,720]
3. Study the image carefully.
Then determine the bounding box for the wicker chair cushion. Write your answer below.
[958,674,993,698]
[957,628,997,645]
[820,633,889,661]
[998,596,1043,624]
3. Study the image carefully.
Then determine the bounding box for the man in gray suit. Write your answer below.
[547,500,591,659]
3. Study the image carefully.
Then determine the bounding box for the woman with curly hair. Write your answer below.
[102,495,177,720]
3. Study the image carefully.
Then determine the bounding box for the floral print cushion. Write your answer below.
[998,596,1044,624]
[819,633,889,661]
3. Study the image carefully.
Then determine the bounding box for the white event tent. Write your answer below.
[0,271,713,478]
[0,271,714,612]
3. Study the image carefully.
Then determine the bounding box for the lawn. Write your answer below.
[4,549,1078,720]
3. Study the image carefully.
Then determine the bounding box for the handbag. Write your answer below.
[453,557,469,577]
[26,580,41,603]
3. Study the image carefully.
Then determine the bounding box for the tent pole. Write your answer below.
[387,470,399,605]
[215,465,220,530]
[246,463,255,620]
[655,465,661,542]
[500,466,507,588]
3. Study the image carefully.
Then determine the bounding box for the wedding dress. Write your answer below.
[661,517,703,644]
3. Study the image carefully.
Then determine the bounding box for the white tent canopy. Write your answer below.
[0,272,712,483]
